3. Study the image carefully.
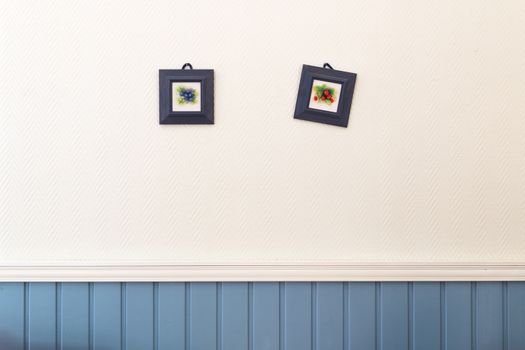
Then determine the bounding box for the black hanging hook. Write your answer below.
[182,63,193,70]
[323,62,334,70]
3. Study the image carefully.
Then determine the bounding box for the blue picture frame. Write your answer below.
[294,64,356,127]
[159,65,214,124]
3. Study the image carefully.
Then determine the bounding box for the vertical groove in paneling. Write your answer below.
[217,283,221,350]
[185,283,190,350]
[343,283,349,350]
[311,283,317,350]
[408,282,413,350]
[57,282,61,350]
[24,282,28,350]
[89,283,94,350]
[375,283,381,350]
[440,282,445,350]
[121,283,127,350]
[153,282,159,350]
[279,282,284,350]
[472,282,477,350]
[503,282,508,350]
[248,282,253,350]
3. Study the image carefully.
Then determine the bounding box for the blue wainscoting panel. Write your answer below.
[508,282,525,350]
[59,283,89,350]
[220,283,248,350]
[412,282,441,350]
[189,283,217,350]
[379,283,409,350]
[27,283,56,350]
[252,283,279,350]
[0,283,24,350]
[348,282,376,350]
[92,282,121,350]
[284,282,312,350]
[316,282,344,350]
[157,283,185,350]
[124,283,154,350]
[445,282,472,350]
[476,282,504,350]
[0,282,524,350]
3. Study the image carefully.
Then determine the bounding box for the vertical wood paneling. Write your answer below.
[252,282,280,350]
[157,282,186,350]
[189,282,217,350]
[0,283,24,350]
[125,283,154,350]
[0,282,523,350]
[92,283,121,350]
[348,283,376,350]
[284,282,312,350]
[476,282,504,350]
[59,283,89,350]
[444,282,472,350]
[27,283,56,350]
[380,283,409,350]
[220,283,249,350]
[507,282,525,350]
[412,282,441,350]
[316,282,344,350]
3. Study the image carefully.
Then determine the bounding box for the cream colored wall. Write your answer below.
[0,0,524,265]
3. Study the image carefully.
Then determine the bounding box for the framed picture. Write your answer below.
[159,64,214,124]
[294,64,356,127]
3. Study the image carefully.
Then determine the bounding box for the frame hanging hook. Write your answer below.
[323,62,334,70]
[182,63,193,70]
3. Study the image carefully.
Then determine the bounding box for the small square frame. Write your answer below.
[294,64,356,127]
[159,67,214,124]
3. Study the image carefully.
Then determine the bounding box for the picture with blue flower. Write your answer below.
[171,82,201,112]
[160,67,214,124]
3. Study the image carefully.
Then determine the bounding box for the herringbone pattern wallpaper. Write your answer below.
[0,0,524,263]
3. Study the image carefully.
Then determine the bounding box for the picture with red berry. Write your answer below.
[313,84,336,104]
[308,79,342,113]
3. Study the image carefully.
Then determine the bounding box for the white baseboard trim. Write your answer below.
[1,262,525,281]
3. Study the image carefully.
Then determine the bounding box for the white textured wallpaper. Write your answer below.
[1,0,524,264]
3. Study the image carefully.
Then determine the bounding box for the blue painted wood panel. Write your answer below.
[92,282,121,350]
[380,282,409,350]
[412,282,441,350]
[157,282,185,350]
[0,282,524,350]
[348,282,376,350]
[252,283,279,350]
[59,283,89,350]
